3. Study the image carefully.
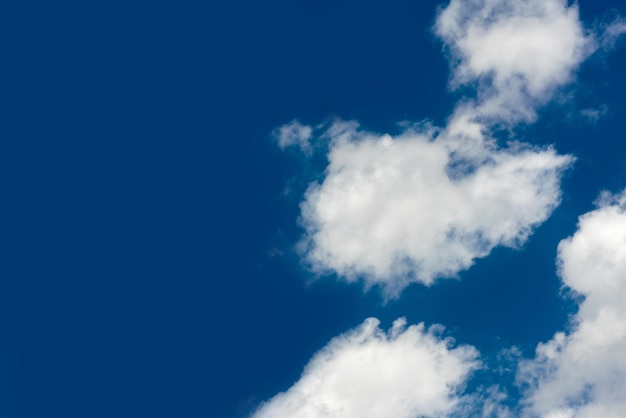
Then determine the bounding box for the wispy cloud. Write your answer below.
[599,17,626,50]
[580,105,610,124]
[273,120,314,154]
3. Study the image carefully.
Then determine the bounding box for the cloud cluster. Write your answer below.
[260,0,626,416]
[519,191,626,417]
[272,0,603,295]
[255,191,626,416]
[252,318,479,418]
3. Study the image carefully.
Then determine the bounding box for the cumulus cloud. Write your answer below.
[252,317,479,418]
[435,0,594,124]
[262,0,626,415]
[298,121,573,296]
[518,190,626,417]
[273,0,608,295]
[273,120,313,154]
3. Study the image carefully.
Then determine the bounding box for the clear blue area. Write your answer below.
[2,0,626,417]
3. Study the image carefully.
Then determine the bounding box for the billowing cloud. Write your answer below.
[252,317,479,418]
[435,0,594,124]
[274,0,604,295]
[298,121,573,296]
[518,190,626,417]
[262,0,626,415]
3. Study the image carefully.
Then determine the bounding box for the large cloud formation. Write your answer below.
[252,318,479,418]
[298,122,572,296]
[261,0,626,415]
[274,0,600,295]
[519,191,626,417]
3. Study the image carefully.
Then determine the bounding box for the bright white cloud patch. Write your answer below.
[519,191,626,417]
[264,1,626,416]
[274,120,313,154]
[276,0,601,295]
[252,317,479,418]
[435,0,594,124]
[299,121,573,296]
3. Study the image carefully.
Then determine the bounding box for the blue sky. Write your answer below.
[3,0,626,417]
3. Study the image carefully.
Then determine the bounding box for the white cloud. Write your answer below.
[274,120,313,154]
[276,0,603,296]
[298,121,573,296]
[263,1,626,415]
[435,0,595,124]
[518,190,626,417]
[252,317,479,418]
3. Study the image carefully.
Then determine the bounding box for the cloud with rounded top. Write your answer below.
[435,0,594,124]
[297,121,573,296]
[519,191,626,418]
[252,317,479,418]
[263,0,626,415]
[273,0,603,296]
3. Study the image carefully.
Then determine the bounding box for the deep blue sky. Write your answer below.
[2,0,626,417]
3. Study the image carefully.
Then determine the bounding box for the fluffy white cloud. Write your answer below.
[252,317,479,418]
[278,0,601,295]
[435,0,594,124]
[264,1,626,415]
[519,191,626,417]
[274,120,313,154]
[298,121,573,296]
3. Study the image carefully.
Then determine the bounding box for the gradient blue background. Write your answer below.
[2,0,626,416]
